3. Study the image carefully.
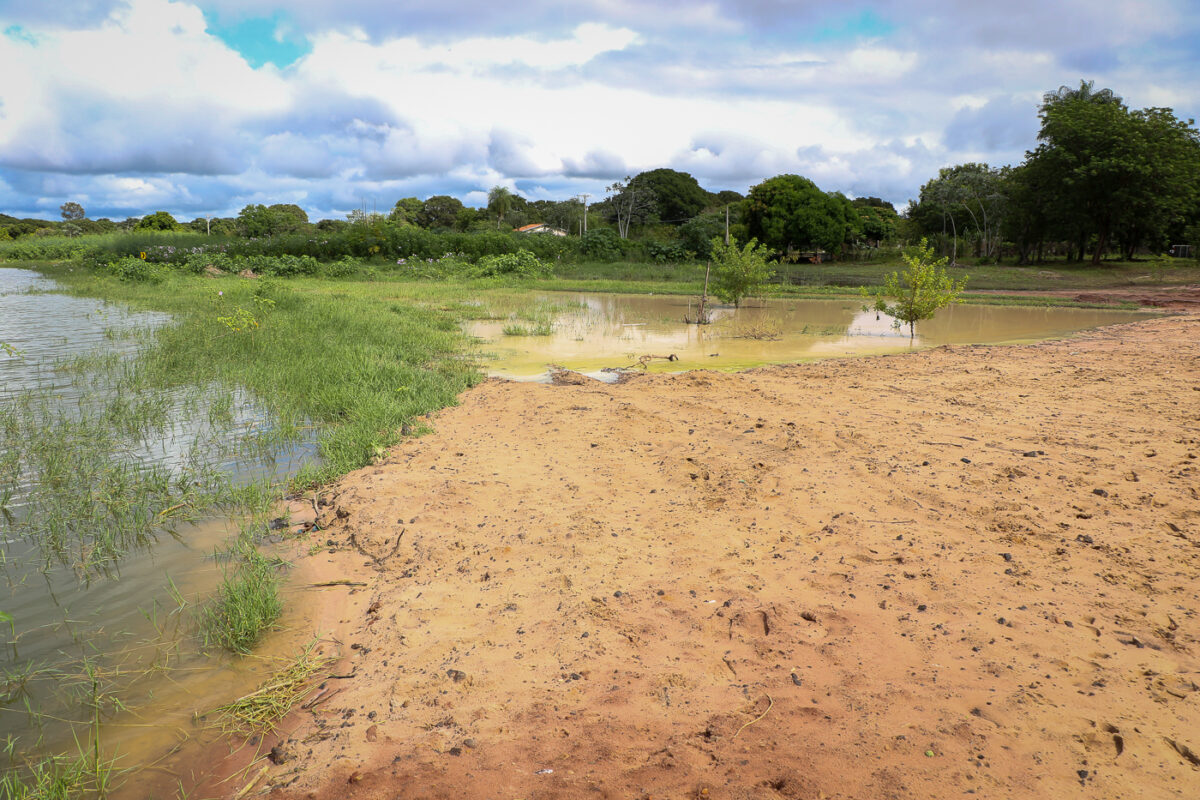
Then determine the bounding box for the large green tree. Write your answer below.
[742,174,858,255]
[136,211,179,230]
[417,195,465,230]
[1030,81,1200,263]
[629,168,709,224]
[487,186,515,229]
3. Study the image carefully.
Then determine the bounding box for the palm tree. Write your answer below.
[1042,80,1122,111]
[487,186,514,230]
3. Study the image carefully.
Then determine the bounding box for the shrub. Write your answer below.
[102,255,169,283]
[579,229,624,261]
[469,249,551,278]
[710,236,775,307]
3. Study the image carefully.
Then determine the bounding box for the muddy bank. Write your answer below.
[980,284,1200,310]
[263,314,1197,800]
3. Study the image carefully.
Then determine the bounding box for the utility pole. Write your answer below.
[205,215,212,236]
[724,204,730,245]
[579,193,590,234]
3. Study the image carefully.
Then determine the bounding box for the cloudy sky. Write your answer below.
[1,0,1197,221]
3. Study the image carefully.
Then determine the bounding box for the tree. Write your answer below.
[136,211,178,230]
[630,168,709,224]
[1027,81,1199,264]
[743,174,857,255]
[852,199,899,246]
[417,195,465,230]
[237,204,308,237]
[389,197,423,225]
[487,186,515,229]
[605,176,657,238]
[710,236,775,307]
[680,211,729,259]
[60,201,85,221]
[268,203,308,232]
[866,238,967,339]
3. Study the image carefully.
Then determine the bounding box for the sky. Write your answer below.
[1,0,1197,222]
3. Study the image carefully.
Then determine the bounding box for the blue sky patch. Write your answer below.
[202,11,310,69]
[812,9,896,42]
[4,25,41,46]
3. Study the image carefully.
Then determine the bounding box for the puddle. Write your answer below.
[470,293,1157,379]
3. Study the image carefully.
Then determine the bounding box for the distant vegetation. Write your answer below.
[2,81,1197,268]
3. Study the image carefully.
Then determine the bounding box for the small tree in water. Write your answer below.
[867,238,968,339]
[710,236,775,308]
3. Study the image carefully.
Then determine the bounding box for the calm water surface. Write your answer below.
[471,292,1157,379]
[0,267,320,794]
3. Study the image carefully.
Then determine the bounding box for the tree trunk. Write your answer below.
[1092,227,1108,266]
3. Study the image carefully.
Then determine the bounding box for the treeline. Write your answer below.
[907,82,1200,265]
[4,81,1197,266]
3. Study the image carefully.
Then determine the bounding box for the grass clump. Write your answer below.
[209,641,331,737]
[198,548,282,654]
[0,749,118,800]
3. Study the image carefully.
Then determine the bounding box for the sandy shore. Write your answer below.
[255,313,1198,800]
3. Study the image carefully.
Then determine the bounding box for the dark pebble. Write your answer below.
[1001,552,1013,562]
[917,604,927,612]
[961,457,972,464]
[1092,488,1108,497]
[1022,451,1038,457]
[449,747,462,756]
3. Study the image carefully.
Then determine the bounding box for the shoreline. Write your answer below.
[236,311,1200,799]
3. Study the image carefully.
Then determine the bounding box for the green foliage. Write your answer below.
[866,238,968,337]
[237,203,309,237]
[743,174,858,255]
[710,236,775,307]
[579,228,625,261]
[679,212,727,259]
[418,195,466,230]
[59,201,85,221]
[487,186,515,229]
[470,249,550,278]
[631,168,710,224]
[198,547,282,654]
[643,239,691,263]
[102,255,169,283]
[135,211,179,231]
[389,197,423,224]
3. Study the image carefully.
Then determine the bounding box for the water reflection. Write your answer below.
[471,293,1156,379]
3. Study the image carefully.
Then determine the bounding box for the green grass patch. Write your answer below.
[197,547,283,655]
[37,265,485,486]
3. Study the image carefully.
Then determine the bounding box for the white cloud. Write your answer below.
[1,0,1197,219]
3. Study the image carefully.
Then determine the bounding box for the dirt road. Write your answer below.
[262,313,1198,800]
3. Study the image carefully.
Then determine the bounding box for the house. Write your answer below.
[517,223,568,237]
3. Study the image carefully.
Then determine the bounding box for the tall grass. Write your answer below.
[43,267,484,485]
[197,547,282,654]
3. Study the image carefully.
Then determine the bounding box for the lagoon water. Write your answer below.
[0,267,320,795]
[471,292,1158,379]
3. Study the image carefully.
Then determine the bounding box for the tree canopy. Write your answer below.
[136,211,179,230]
[743,174,859,254]
[629,168,709,224]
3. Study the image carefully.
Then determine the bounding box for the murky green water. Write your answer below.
[471,293,1157,379]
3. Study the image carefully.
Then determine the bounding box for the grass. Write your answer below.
[209,641,331,737]
[0,748,118,800]
[197,547,283,655]
[36,265,485,486]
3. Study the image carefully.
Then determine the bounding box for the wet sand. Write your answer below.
[257,312,1197,800]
